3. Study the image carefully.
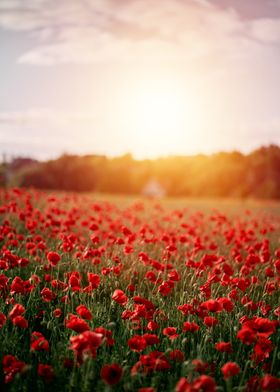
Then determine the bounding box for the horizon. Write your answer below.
[1,0,280,158]
[1,142,279,164]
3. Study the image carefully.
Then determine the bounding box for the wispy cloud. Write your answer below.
[1,0,279,66]
[250,18,280,43]
[0,108,97,126]
[0,107,104,159]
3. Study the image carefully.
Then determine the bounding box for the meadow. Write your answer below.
[0,188,279,391]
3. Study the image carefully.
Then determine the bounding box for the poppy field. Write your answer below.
[0,188,279,392]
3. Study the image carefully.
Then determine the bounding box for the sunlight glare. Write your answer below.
[117,77,196,157]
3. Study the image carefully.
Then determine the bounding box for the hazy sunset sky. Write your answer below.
[1,0,280,159]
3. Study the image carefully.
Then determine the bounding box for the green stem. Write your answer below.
[237,360,249,390]
[226,377,232,392]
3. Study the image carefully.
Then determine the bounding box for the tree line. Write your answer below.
[1,144,280,198]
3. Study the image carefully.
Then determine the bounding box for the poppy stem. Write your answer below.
[225,378,232,392]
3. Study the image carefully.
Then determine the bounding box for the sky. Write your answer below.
[1,0,280,160]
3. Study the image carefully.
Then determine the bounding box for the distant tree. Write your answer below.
[7,145,280,199]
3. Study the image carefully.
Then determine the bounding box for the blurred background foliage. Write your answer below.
[1,145,280,199]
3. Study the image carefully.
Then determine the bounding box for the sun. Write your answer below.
[117,77,195,158]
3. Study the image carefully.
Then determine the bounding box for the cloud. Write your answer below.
[1,0,278,67]
[250,18,280,43]
[0,108,97,127]
[0,108,104,159]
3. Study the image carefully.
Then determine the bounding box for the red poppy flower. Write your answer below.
[193,375,216,392]
[70,331,103,365]
[175,377,190,392]
[0,312,6,328]
[87,273,100,289]
[65,315,90,333]
[40,287,54,302]
[147,321,159,331]
[246,375,260,392]
[12,315,28,329]
[53,308,62,318]
[169,349,185,362]
[252,336,274,364]
[158,281,172,296]
[38,364,54,382]
[168,270,180,282]
[68,273,81,291]
[139,350,170,372]
[254,317,277,337]
[183,321,200,333]
[192,359,209,374]
[237,326,257,345]
[260,374,280,391]
[94,327,115,346]
[215,341,233,354]
[204,316,218,327]
[128,335,147,352]
[112,289,128,306]
[2,355,27,384]
[9,304,25,320]
[143,333,160,346]
[218,297,234,312]
[221,362,240,379]
[76,305,92,320]
[47,251,61,266]
[163,327,179,339]
[202,299,222,313]
[100,363,122,385]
